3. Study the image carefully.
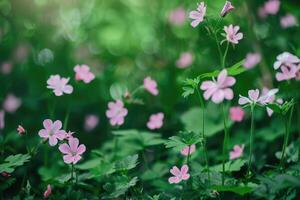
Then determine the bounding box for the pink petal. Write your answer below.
[200,81,215,90]
[38,129,49,138]
[49,136,58,146]
[181,173,190,180]
[43,119,53,130]
[223,88,234,100]
[63,155,73,164]
[52,120,62,131]
[77,144,86,155]
[217,69,228,84]
[211,90,225,104]
[181,164,189,174]
[63,85,73,94]
[238,96,249,105]
[248,89,260,101]
[59,143,72,154]
[170,166,181,176]
[168,176,181,184]
[69,137,79,152]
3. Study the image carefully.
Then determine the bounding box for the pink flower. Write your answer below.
[223,25,243,44]
[243,53,261,69]
[3,94,22,113]
[220,1,234,17]
[176,52,193,69]
[168,7,186,26]
[200,69,236,104]
[276,64,298,81]
[84,114,99,131]
[238,88,278,106]
[38,119,66,146]
[189,2,206,28]
[106,100,128,126]
[181,144,196,156]
[59,137,86,164]
[143,76,159,96]
[281,14,298,29]
[1,62,13,75]
[17,125,26,135]
[230,107,245,122]
[229,144,244,160]
[168,165,190,184]
[147,113,164,130]
[273,52,300,70]
[74,64,95,84]
[43,184,52,198]
[1,172,11,177]
[47,75,73,96]
[0,110,4,130]
[264,0,280,15]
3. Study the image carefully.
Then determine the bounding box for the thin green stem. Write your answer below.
[71,163,74,182]
[222,42,229,69]
[247,105,255,177]
[221,103,229,185]
[280,104,294,169]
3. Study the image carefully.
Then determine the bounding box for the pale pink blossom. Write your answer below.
[189,2,206,28]
[281,14,298,29]
[176,52,193,69]
[168,165,190,184]
[43,185,52,198]
[264,0,280,15]
[181,144,196,156]
[273,52,300,70]
[3,94,22,113]
[106,100,128,126]
[59,137,86,164]
[200,69,236,104]
[168,7,186,26]
[220,1,234,17]
[243,53,261,69]
[47,75,73,96]
[0,110,4,130]
[276,64,298,81]
[229,144,244,160]
[74,64,95,84]
[223,25,243,44]
[17,125,26,135]
[38,119,66,146]
[143,76,159,96]
[230,107,245,122]
[147,113,164,130]
[1,62,13,74]
[238,88,278,106]
[84,114,99,131]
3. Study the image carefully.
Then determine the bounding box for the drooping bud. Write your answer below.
[221,1,235,17]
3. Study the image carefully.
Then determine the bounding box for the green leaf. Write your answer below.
[164,131,202,151]
[211,185,253,196]
[115,154,139,172]
[102,176,139,198]
[182,86,195,98]
[0,154,31,173]
[110,83,127,100]
[211,159,246,172]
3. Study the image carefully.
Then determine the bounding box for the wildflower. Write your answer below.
[276,64,298,81]
[84,115,99,131]
[280,14,298,29]
[1,172,11,177]
[229,144,244,160]
[273,52,300,70]
[261,87,281,116]
[223,25,243,44]
[181,144,196,156]
[43,184,52,198]
[17,125,26,135]
[47,75,73,96]
[3,94,22,113]
[168,164,190,184]
[74,64,95,84]
[143,76,159,96]
[264,0,280,15]
[238,89,278,106]
[176,52,193,69]
[38,119,66,146]
[59,137,86,164]
[147,113,164,130]
[106,100,128,126]
[230,107,245,122]
[200,69,236,104]
[189,2,206,28]
[220,1,234,17]
[168,7,186,26]
[0,110,4,130]
[243,53,261,69]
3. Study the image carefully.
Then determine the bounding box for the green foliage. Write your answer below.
[211,159,247,172]
[0,154,31,173]
[115,154,139,172]
[211,185,253,196]
[165,130,202,151]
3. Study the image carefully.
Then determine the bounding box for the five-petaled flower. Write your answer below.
[106,100,128,126]
[168,164,190,184]
[147,113,164,130]
[229,144,244,160]
[200,69,236,104]
[223,25,243,44]
[230,107,245,122]
[74,64,95,84]
[220,1,234,17]
[47,75,73,96]
[238,89,278,106]
[243,53,261,69]
[181,144,196,156]
[189,2,206,28]
[38,119,66,146]
[143,76,159,96]
[59,137,86,164]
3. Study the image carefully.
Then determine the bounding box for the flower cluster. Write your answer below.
[273,52,300,82]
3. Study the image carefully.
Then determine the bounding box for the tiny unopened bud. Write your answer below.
[220,1,235,17]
